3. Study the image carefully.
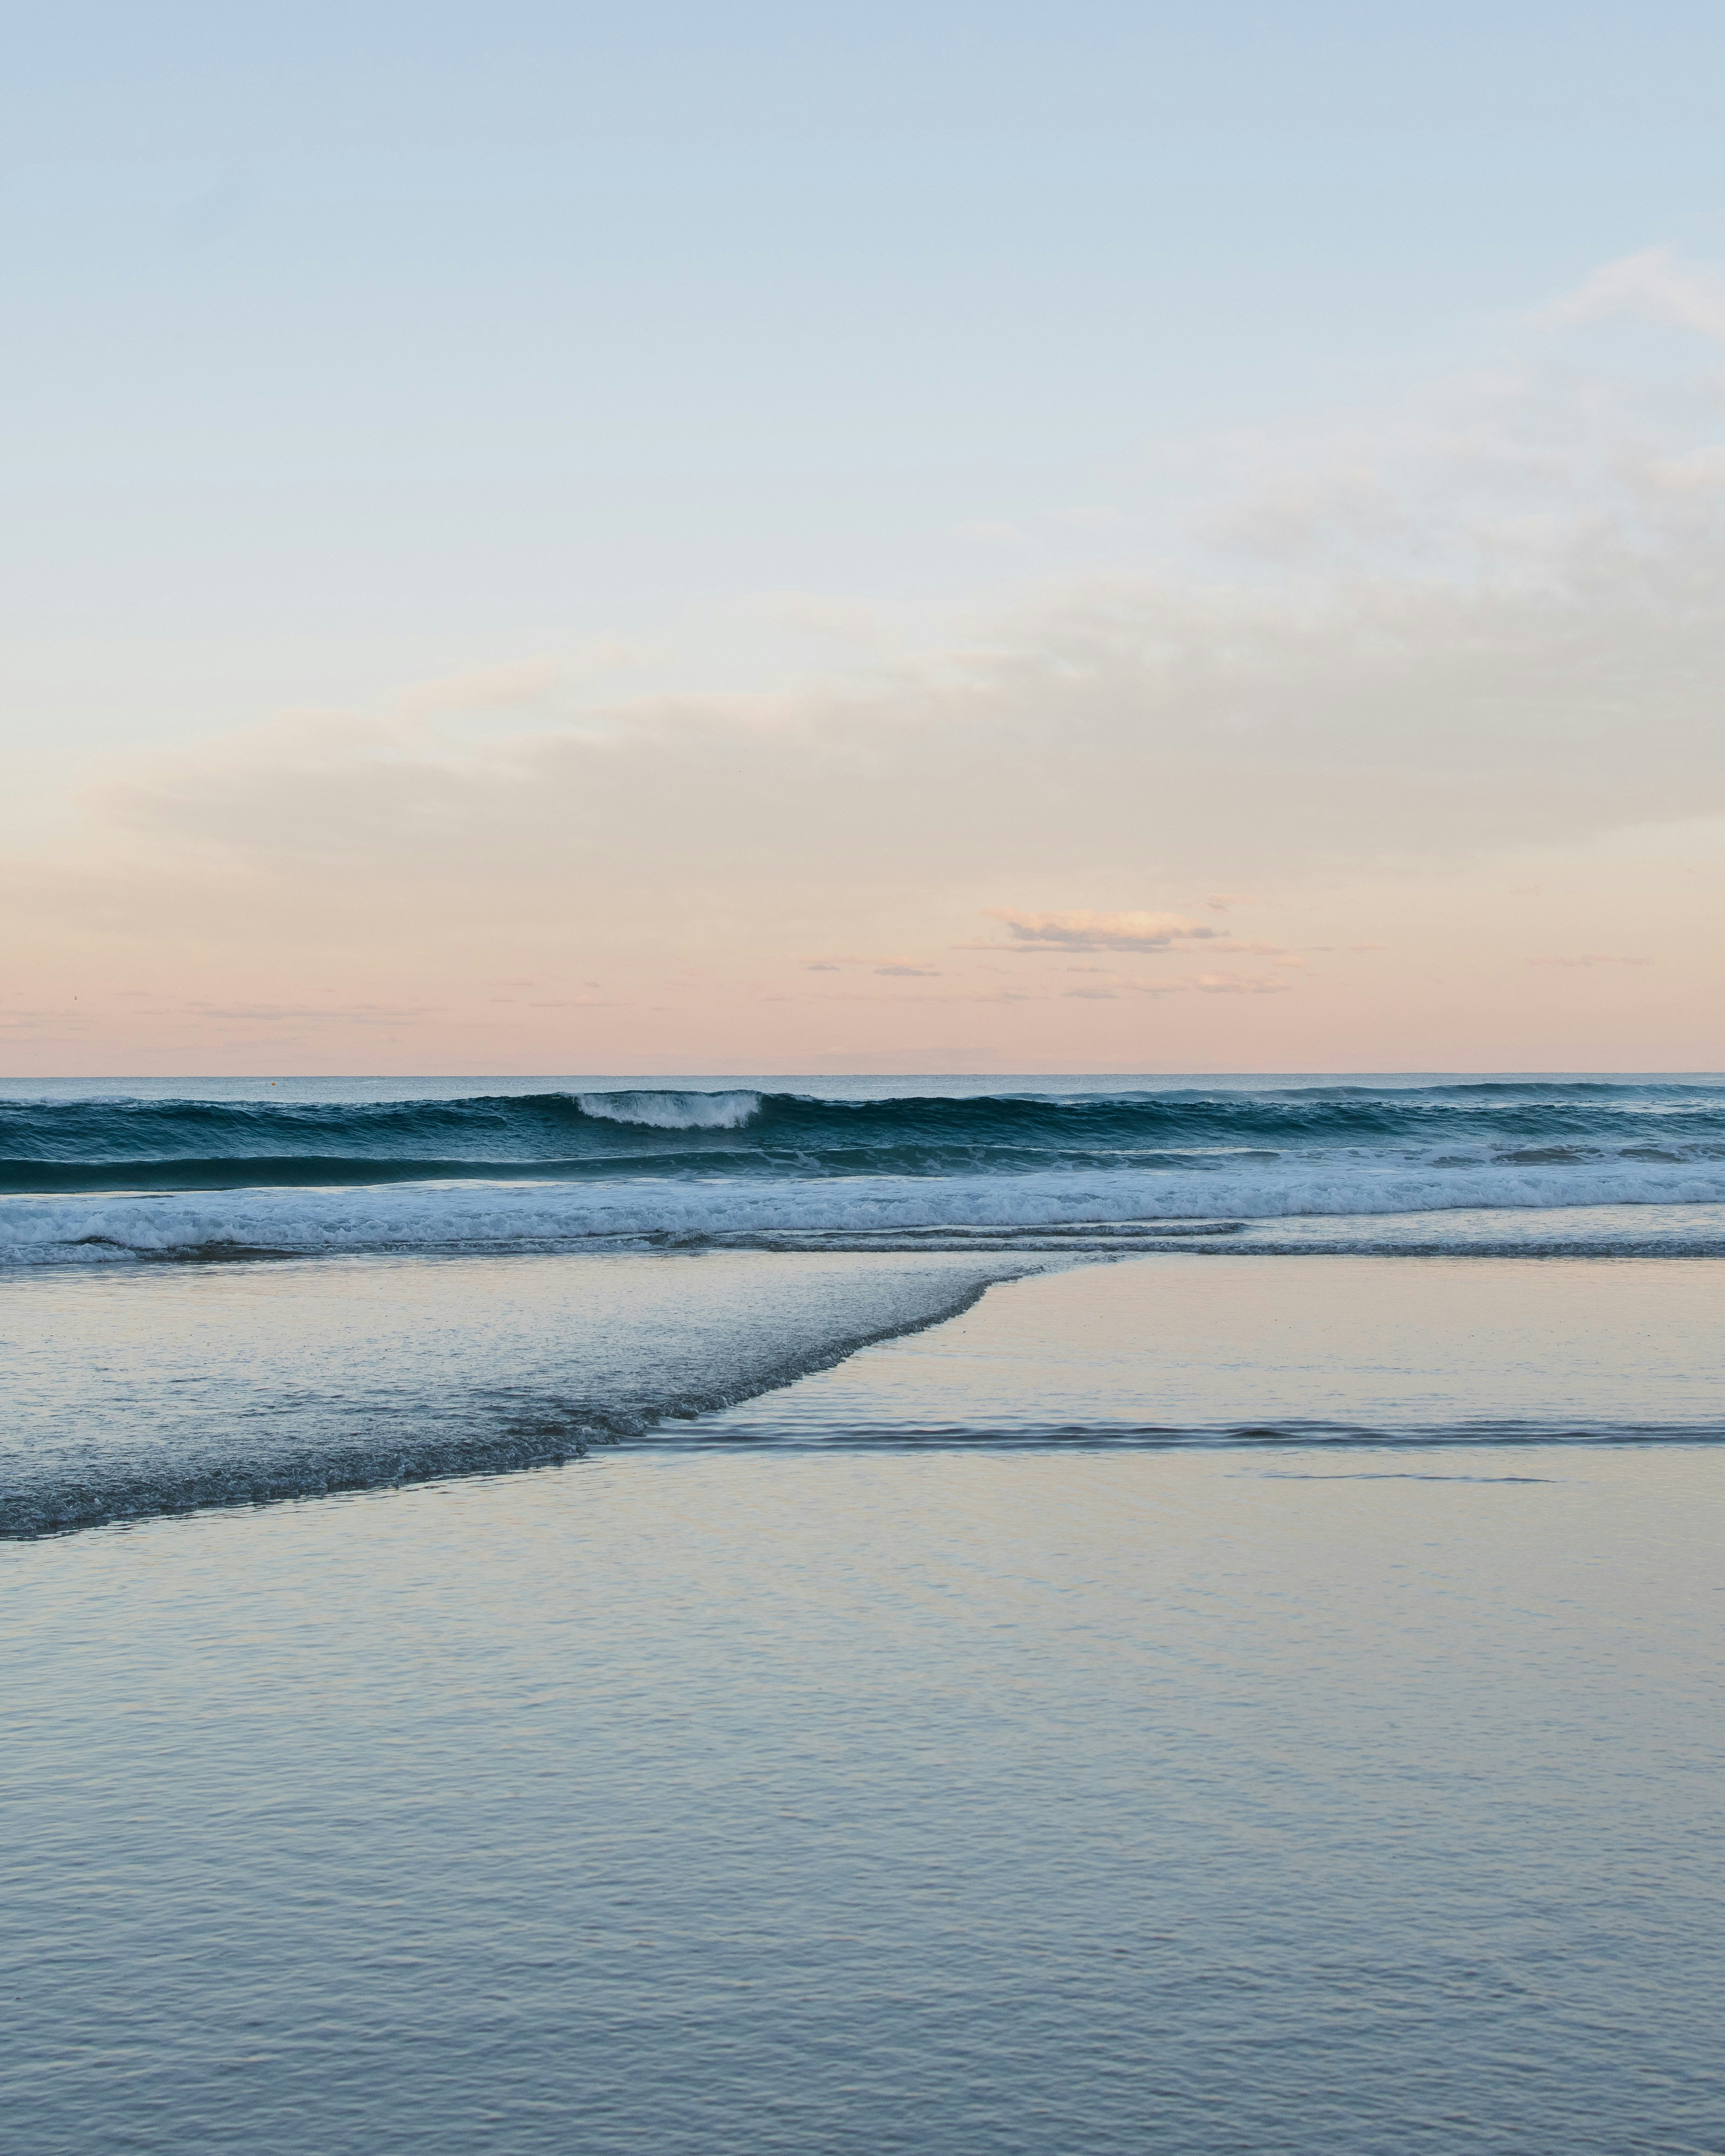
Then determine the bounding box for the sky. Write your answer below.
[7,0,1725,1074]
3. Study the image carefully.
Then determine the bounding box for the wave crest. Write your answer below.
[574,1090,761,1130]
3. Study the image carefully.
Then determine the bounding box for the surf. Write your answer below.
[7,1075,1725,1264]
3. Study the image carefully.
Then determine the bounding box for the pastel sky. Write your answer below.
[9,1,1725,1074]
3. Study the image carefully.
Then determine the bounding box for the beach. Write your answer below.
[6,1077,1725,2150]
[7,1420,1721,2153]
[16,8,1725,2140]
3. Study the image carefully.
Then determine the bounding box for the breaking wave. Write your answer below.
[10,1169,1725,1268]
[573,1089,761,1130]
[8,1077,1725,1263]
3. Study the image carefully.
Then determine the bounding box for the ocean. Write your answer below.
[5,1075,1724,2152]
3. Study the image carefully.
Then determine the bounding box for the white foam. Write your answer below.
[10,1153,1725,1265]
[1,1250,1022,1535]
[575,1090,761,1130]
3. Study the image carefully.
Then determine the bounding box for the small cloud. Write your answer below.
[982,907,1218,953]
[1204,892,1258,912]
[1187,974,1294,996]
[804,954,940,975]
[0,1007,98,1030]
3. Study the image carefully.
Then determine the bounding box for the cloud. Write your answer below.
[396,659,559,720]
[1062,970,1289,999]
[803,955,942,976]
[32,304,1725,967]
[756,594,898,650]
[983,909,1220,953]
[972,911,1289,958]
[800,987,1030,1005]
[1543,247,1725,343]
[184,1002,442,1022]
[14,250,1725,1067]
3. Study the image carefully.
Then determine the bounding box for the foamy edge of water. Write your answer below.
[8,1156,1725,1264]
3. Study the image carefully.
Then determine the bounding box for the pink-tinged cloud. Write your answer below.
[801,955,943,976]
[984,909,1220,952]
[15,261,1725,1075]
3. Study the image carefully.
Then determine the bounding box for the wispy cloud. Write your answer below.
[396,659,560,721]
[13,251,1725,1067]
[1189,974,1293,995]
[1543,246,1725,343]
[802,954,942,976]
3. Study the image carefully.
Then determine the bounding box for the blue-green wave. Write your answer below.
[6,1081,1725,1194]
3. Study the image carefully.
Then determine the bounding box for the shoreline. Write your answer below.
[11,1244,1725,1540]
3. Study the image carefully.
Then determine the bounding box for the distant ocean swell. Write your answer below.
[9,1082,1725,1264]
[12,1081,1725,1187]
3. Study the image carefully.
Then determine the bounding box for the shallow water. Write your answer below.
[696,1252,1725,1444]
[12,1249,1725,1538]
[5,1444,1722,2154]
[0,1249,1022,1536]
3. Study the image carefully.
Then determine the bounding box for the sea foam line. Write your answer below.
[9,1155,1725,1264]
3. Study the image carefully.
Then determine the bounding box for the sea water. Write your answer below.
[4,1075,1724,2151]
